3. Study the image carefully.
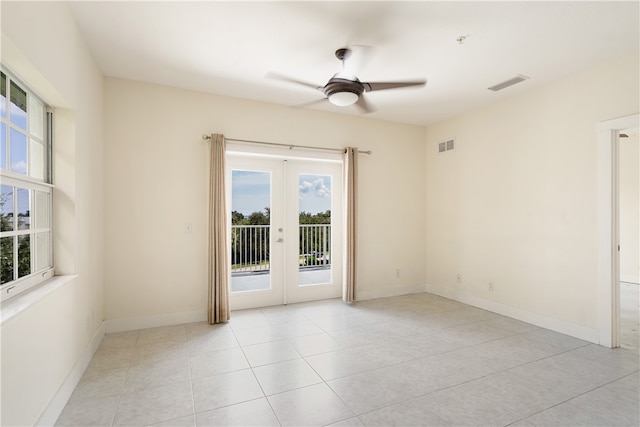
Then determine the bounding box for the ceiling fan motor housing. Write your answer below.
[323,77,365,98]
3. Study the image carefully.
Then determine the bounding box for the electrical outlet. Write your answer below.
[488,282,495,291]
[457,274,462,283]
[395,269,400,278]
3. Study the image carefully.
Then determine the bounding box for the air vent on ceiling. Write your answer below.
[488,75,530,92]
[438,138,455,154]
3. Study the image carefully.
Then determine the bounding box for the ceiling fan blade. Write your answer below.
[266,72,323,91]
[363,80,427,92]
[295,98,329,108]
[355,96,374,114]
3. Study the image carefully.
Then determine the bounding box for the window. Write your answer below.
[0,69,54,301]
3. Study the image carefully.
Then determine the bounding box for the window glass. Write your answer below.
[30,139,44,180]
[0,69,53,300]
[28,96,44,140]
[0,184,13,232]
[10,128,27,175]
[0,123,6,169]
[33,190,50,228]
[17,188,30,230]
[35,232,51,272]
[9,80,27,130]
[0,72,6,118]
[0,236,14,284]
[17,234,30,278]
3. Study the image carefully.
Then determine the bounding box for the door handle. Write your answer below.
[276,238,284,243]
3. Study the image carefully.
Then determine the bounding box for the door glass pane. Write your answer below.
[230,170,271,293]
[298,174,331,286]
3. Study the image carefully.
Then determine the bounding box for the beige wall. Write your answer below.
[103,78,427,321]
[620,133,640,283]
[1,2,104,426]
[425,53,639,336]
[1,2,637,422]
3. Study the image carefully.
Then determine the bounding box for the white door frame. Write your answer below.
[226,146,344,310]
[597,113,639,348]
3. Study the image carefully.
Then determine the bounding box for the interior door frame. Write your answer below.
[597,113,639,348]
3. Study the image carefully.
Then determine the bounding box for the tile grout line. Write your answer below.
[109,329,139,427]
[503,369,640,427]
[186,333,198,425]
[232,315,284,427]
[60,296,637,426]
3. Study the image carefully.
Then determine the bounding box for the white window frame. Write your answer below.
[0,68,54,301]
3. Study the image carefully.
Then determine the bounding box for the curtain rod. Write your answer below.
[202,135,372,155]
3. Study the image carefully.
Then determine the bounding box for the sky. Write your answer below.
[232,170,331,216]
[1,85,30,175]
[298,174,331,214]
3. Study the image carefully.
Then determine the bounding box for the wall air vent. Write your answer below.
[438,138,455,154]
[488,74,530,92]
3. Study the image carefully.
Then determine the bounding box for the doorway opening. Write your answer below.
[597,113,639,348]
[618,128,639,350]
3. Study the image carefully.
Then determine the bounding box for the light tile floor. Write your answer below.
[56,291,639,427]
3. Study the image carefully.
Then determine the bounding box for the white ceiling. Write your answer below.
[68,1,639,127]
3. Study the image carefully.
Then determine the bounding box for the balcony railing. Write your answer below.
[231,224,331,275]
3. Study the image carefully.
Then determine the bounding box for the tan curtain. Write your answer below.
[208,134,230,323]
[343,147,358,302]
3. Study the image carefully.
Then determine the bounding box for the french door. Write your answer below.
[227,156,343,310]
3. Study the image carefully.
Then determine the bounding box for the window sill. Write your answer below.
[1,275,78,325]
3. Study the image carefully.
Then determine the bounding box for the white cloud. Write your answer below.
[299,177,330,198]
[11,160,27,174]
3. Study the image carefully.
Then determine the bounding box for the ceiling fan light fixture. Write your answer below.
[328,91,359,107]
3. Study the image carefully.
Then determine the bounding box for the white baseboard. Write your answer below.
[621,274,639,285]
[36,309,208,425]
[104,309,207,333]
[425,283,600,344]
[36,322,105,427]
[357,284,428,301]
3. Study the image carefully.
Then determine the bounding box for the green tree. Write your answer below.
[0,191,14,284]
[247,208,270,225]
[231,210,247,225]
[17,235,30,278]
[230,208,333,270]
[299,210,331,224]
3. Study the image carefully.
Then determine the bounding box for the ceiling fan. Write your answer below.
[268,47,426,113]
